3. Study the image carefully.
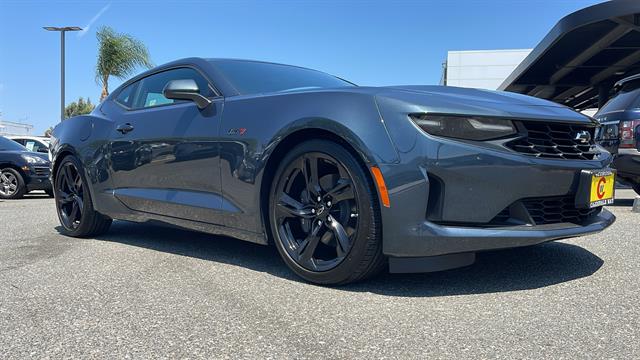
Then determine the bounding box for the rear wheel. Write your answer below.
[54,155,112,237]
[0,168,26,199]
[269,140,385,285]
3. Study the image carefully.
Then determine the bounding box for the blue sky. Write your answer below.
[0,0,602,134]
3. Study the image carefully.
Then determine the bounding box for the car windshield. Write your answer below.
[0,136,28,151]
[210,60,355,95]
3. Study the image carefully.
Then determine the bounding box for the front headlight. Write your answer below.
[21,154,47,164]
[410,114,517,141]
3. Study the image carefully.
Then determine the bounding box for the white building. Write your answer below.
[0,120,34,136]
[441,49,532,90]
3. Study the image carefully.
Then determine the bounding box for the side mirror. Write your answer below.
[163,79,212,109]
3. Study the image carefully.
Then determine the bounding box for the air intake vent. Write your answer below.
[33,166,50,176]
[522,195,601,225]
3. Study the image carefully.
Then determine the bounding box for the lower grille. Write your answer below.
[33,167,49,176]
[522,196,601,225]
[506,122,600,160]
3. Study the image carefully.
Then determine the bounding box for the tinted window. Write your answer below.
[211,60,354,95]
[0,136,27,151]
[115,82,138,108]
[132,67,214,109]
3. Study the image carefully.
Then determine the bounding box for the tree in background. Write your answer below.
[64,97,95,119]
[96,26,153,101]
[44,127,53,138]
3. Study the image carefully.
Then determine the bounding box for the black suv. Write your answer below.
[596,74,640,195]
[0,136,52,199]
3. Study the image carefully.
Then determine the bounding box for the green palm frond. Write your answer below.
[95,26,153,98]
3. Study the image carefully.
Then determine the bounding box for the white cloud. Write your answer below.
[78,3,111,38]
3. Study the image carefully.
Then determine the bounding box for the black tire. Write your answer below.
[0,168,26,199]
[633,183,640,196]
[54,155,112,237]
[45,188,54,197]
[268,139,385,285]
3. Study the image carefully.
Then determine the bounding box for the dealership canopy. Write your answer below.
[499,0,640,110]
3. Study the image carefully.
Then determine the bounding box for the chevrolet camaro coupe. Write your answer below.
[50,58,616,285]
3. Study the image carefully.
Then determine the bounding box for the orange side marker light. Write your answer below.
[370,166,390,208]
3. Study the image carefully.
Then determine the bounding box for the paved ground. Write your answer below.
[0,190,638,359]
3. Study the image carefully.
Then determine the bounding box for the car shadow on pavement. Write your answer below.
[84,221,604,297]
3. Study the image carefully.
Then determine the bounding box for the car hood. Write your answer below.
[368,85,596,125]
[0,150,49,162]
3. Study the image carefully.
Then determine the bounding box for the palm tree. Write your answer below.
[96,26,153,101]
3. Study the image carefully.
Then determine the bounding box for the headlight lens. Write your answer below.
[21,154,47,164]
[410,114,517,141]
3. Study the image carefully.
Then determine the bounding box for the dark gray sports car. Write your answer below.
[51,58,615,285]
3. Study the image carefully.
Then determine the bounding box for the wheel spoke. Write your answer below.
[63,165,76,193]
[297,221,322,265]
[74,173,83,193]
[329,217,351,258]
[75,196,84,216]
[57,190,74,204]
[325,179,355,204]
[301,155,321,198]
[69,201,79,222]
[277,193,314,219]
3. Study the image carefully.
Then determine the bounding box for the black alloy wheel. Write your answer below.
[54,156,112,237]
[56,161,85,230]
[269,140,385,285]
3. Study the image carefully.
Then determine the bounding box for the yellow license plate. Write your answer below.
[588,171,615,208]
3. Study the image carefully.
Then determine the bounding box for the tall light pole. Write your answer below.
[43,26,82,121]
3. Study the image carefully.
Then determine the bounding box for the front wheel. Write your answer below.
[269,140,385,285]
[0,168,26,199]
[54,155,112,237]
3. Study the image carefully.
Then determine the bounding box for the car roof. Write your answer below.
[8,135,48,141]
[614,73,640,89]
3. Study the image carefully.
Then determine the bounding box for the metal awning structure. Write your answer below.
[499,0,640,110]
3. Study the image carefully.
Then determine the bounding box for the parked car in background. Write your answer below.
[51,58,615,285]
[8,135,52,160]
[595,73,640,195]
[0,136,52,199]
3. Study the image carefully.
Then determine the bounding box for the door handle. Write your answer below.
[116,123,134,134]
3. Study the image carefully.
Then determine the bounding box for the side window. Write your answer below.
[13,139,26,146]
[132,67,214,109]
[115,82,138,108]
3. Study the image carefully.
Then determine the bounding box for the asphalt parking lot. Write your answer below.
[0,190,638,359]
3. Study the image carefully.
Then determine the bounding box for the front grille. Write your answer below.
[506,122,600,160]
[522,196,601,225]
[33,166,49,176]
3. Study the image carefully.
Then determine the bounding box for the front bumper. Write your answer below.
[378,128,617,258]
[387,207,615,258]
[24,166,52,191]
